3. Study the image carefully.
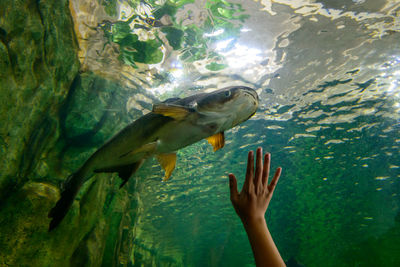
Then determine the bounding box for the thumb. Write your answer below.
[228,174,239,202]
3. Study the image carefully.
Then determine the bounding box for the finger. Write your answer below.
[243,150,254,193]
[262,152,271,186]
[254,147,263,190]
[228,174,239,202]
[268,167,282,193]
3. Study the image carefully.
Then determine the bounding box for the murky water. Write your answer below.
[71,0,400,266]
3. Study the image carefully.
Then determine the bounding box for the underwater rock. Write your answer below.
[0,0,79,199]
[0,177,131,266]
[0,0,136,266]
[60,73,127,149]
[0,182,58,266]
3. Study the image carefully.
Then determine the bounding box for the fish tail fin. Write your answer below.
[48,165,90,231]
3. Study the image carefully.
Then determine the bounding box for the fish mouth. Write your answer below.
[240,87,259,103]
[245,110,257,121]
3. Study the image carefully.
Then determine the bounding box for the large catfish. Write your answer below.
[48,86,259,230]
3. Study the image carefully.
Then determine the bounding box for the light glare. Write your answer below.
[216,39,234,51]
[204,29,224,37]
[223,43,263,69]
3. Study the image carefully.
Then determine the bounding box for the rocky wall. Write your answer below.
[0,0,134,266]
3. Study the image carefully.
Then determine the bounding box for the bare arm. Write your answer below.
[229,147,285,267]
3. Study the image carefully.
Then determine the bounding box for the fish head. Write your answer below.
[195,86,259,131]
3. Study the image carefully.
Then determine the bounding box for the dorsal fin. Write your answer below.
[206,132,225,151]
[152,104,193,120]
[162,97,181,104]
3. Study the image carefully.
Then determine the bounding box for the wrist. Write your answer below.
[241,215,267,229]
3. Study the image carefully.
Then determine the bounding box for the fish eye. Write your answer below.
[224,90,231,97]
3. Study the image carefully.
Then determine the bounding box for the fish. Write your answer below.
[48,86,259,231]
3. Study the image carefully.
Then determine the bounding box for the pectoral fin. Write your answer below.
[94,159,144,188]
[152,104,193,120]
[156,153,177,181]
[206,132,225,152]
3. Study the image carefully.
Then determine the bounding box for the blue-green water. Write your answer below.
[110,1,399,266]
[119,1,400,266]
[1,0,399,266]
[130,111,399,266]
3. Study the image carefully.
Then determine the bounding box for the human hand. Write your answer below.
[228,147,282,225]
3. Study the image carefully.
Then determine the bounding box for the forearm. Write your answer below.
[242,217,286,267]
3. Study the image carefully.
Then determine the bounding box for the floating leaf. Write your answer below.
[154,2,178,19]
[119,34,163,65]
[170,0,195,7]
[205,62,227,71]
[119,48,138,68]
[111,22,133,43]
[184,25,204,46]
[102,0,118,16]
[161,27,184,50]
[100,0,249,68]
[217,7,236,18]
[118,34,139,47]
[131,40,163,64]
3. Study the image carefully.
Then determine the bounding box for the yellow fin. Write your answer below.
[152,104,191,120]
[156,153,177,181]
[206,132,225,152]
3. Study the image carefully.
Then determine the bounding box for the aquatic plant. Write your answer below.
[100,0,249,69]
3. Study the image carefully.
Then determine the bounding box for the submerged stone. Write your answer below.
[0,0,135,266]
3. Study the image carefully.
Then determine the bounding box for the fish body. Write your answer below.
[48,86,259,230]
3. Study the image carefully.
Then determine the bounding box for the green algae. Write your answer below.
[0,0,137,265]
[99,0,249,69]
[161,26,184,50]
[0,0,79,199]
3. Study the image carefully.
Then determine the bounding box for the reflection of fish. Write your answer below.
[48,86,259,230]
